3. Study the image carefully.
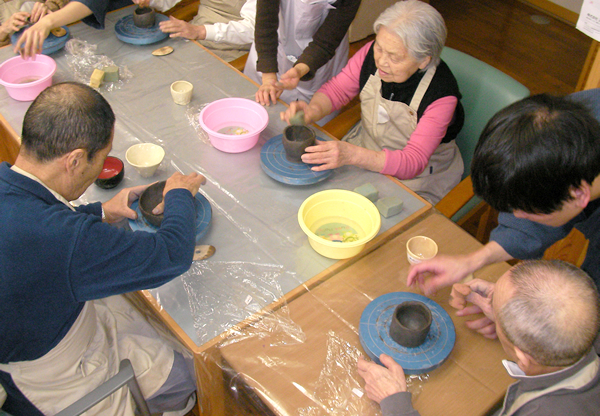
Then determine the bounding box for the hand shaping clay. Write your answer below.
[449,283,472,310]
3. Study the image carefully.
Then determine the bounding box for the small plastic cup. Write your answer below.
[170,80,193,105]
[406,236,438,265]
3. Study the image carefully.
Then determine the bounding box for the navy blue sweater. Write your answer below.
[0,162,197,364]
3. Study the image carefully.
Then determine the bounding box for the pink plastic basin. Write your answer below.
[199,97,269,153]
[0,54,56,101]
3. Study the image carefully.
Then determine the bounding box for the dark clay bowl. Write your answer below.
[139,181,166,227]
[95,156,124,189]
[389,301,432,348]
[282,125,316,163]
[133,7,155,28]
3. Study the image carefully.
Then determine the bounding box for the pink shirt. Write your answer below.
[318,42,459,180]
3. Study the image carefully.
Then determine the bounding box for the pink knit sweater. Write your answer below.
[318,42,458,179]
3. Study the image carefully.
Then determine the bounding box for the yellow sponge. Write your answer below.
[90,69,105,88]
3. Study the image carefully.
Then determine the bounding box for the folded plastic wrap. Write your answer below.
[65,38,133,92]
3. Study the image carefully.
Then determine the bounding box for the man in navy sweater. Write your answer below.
[0,82,204,415]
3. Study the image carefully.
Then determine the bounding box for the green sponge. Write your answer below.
[103,65,119,82]
[354,183,378,202]
[376,196,404,218]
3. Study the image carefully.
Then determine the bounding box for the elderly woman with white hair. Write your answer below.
[282,0,464,204]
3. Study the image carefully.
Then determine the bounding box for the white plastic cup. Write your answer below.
[170,80,193,105]
[406,236,438,265]
[125,143,165,178]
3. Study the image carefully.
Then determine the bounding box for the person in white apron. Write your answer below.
[0,82,203,415]
[245,0,360,110]
[159,0,255,62]
[281,0,465,204]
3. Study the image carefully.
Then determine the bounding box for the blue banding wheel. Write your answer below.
[114,14,169,46]
[260,134,331,185]
[129,192,212,243]
[11,26,70,55]
[359,292,455,374]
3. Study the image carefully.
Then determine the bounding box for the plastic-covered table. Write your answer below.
[0,5,435,414]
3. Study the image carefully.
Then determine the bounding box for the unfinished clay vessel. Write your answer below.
[282,125,315,163]
[139,181,165,227]
[389,301,432,348]
[133,7,155,28]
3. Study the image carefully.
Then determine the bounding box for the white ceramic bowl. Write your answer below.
[126,143,165,178]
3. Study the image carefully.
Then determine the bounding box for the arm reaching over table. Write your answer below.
[406,241,513,296]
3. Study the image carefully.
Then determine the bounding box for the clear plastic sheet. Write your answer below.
[65,38,133,92]
[0,7,435,415]
[181,261,305,347]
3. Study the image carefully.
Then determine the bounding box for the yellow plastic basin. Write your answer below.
[298,189,381,259]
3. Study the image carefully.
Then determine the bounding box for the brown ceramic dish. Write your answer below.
[139,181,166,227]
[389,301,432,348]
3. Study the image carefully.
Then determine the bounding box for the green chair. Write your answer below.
[436,47,530,222]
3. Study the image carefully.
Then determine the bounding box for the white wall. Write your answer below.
[551,0,584,14]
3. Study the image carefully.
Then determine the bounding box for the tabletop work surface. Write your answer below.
[0,5,430,347]
[219,213,513,416]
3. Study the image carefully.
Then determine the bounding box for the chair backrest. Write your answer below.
[55,359,150,416]
[441,47,530,178]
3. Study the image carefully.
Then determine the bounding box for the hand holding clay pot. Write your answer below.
[282,125,316,163]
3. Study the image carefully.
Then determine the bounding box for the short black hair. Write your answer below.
[471,93,600,214]
[21,82,115,162]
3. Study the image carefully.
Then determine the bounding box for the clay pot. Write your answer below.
[389,301,432,348]
[139,181,165,227]
[282,125,315,163]
[133,7,155,28]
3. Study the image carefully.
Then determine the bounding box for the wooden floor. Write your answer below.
[431,0,591,95]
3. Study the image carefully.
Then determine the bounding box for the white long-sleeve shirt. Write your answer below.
[204,0,255,45]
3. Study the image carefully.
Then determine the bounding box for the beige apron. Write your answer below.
[343,67,463,204]
[244,0,348,103]
[0,295,173,415]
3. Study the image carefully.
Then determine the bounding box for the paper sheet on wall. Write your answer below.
[577,0,600,42]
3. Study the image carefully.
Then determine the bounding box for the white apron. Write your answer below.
[343,67,463,204]
[244,0,349,103]
[0,295,173,415]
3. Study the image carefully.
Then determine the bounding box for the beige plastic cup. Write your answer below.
[406,236,438,265]
[170,80,193,105]
[125,143,165,178]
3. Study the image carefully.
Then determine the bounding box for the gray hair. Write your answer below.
[373,0,446,70]
[498,260,600,367]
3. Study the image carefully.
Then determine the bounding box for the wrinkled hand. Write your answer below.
[152,172,206,214]
[1,11,29,36]
[256,73,284,106]
[357,354,407,404]
[280,100,312,125]
[279,66,303,90]
[132,0,151,7]
[406,254,474,296]
[14,18,51,58]
[301,140,355,171]
[30,3,51,23]
[101,184,150,223]
[159,16,205,40]
[451,279,497,339]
